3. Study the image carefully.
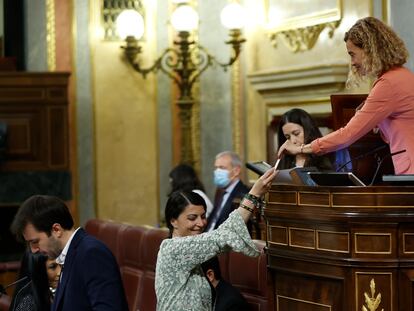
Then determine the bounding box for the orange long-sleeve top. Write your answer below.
[311,66,414,174]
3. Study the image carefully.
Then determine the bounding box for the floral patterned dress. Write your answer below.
[155,210,260,311]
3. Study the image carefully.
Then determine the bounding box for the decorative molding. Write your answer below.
[268,225,288,246]
[268,190,297,205]
[403,233,414,254]
[249,64,348,94]
[298,190,331,207]
[277,295,332,310]
[331,191,414,208]
[354,232,392,254]
[269,21,339,53]
[316,230,350,253]
[46,0,56,71]
[289,227,315,249]
[250,64,349,127]
[265,0,342,52]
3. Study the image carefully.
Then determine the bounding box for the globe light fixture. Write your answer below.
[170,5,199,31]
[220,3,246,30]
[116,3,246,164]
[116,9,145,40]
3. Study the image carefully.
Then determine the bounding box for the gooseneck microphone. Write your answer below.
[336,144,388,172]
[369,149,406,186]
[0,276,29,296]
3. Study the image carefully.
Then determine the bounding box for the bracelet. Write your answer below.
[244,193,261,206]
[240,203,255,213]
[300,144,305,153]
[241,197,256,208]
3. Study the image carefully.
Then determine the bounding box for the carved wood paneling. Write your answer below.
[317,230,350,253]
[354,232,393,255]
[265,184,414,310]
[289,227,315,249]
[268,225,288,246]
[0,72,70,171]
[355,272,393,311]
[275,272,342,311]
[0,72,71,263]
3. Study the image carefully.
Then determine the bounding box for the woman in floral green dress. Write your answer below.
[155,168,276,311]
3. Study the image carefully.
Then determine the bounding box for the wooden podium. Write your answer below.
[330,94,394,184]
[264,183,414,311]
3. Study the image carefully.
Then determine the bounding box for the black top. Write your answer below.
[214,279,250,311]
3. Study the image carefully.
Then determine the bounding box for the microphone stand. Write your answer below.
[369,149,406,186]
[336,144,387,172]
[0,276,28,297]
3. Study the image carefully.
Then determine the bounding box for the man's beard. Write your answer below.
[48,236,63,258]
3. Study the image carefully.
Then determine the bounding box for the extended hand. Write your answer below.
[249,168,277,197]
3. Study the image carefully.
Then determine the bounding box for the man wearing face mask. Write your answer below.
[206,151,249,232]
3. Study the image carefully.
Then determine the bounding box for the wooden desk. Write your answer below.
[264,184,414,311]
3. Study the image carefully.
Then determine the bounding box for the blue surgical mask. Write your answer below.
[214,168,230,188]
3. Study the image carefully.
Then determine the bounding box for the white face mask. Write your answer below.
[213,168,230,188]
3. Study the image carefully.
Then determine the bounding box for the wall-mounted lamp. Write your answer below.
[116,2,246,165]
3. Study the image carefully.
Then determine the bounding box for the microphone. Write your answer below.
[336,144,388,172]
[0,276,29,296]
[369,149,406,186]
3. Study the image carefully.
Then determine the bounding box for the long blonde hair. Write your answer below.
[344,17,409,84]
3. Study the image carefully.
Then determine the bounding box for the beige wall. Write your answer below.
[91,1,159,225]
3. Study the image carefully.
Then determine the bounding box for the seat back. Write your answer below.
[98,221,127,263]
[84,218,104,238]
[136,228,169,311]
[225,240,272,311]
[119,225,148,311]
[0,294,10,311]
[85,219,168,311]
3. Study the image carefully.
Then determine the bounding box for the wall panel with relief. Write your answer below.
[0,72,71,262]
[265,0,342,52]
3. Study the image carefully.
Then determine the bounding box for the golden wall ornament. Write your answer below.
[269,21,339,53]
[265,0,342,53]
[362,279,384,311]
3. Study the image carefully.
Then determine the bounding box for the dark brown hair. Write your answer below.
[11,195,74,242]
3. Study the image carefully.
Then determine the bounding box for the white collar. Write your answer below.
[56,227,81,265]
[224,178,239,194]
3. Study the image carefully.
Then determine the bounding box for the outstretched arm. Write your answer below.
[237,168,277,222]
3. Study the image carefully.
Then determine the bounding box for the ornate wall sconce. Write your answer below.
[116,2,246,165]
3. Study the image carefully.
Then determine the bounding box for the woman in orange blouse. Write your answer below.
[278,17,414,174]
